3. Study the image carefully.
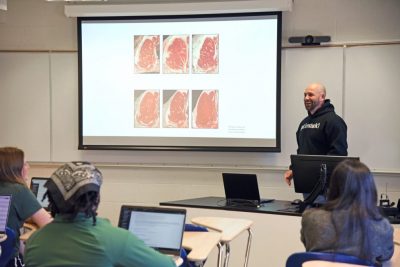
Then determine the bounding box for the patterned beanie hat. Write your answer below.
[45,161,103,212]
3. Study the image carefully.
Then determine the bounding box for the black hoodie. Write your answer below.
[296,99,348,156]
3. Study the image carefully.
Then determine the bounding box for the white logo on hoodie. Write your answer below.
[300,122,320,131]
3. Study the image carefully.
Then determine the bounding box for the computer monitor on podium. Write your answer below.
[290,154,360,194]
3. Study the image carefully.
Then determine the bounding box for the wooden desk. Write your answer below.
[161,197,304,267]
[191,217,253,267]
[182,231,221,263]
[394,228,400,245]
[191,217,253,242]
[20,222,38,242]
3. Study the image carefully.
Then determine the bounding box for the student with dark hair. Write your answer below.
[0,147,52,267]
[300,159,394,264]
[24,161,176,267]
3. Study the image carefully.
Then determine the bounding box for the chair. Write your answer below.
[191,217,253,267]
[285,252,375,267]
[0,227,16,266]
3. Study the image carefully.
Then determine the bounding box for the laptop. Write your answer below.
[0,195,12,237]
[222,173,274,206]
[30,177,50,210]
[118,205,186,257]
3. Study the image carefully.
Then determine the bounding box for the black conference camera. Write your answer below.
[304,35,315,45]
[288,35,331,46]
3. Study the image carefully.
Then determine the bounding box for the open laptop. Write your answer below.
[30,177,50,210]
[118,205,186,258]
[222,173,274,206]
[0,195,12,238]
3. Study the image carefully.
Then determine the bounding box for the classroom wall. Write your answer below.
[1,3,400,265]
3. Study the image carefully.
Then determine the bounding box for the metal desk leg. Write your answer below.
[223,243,231,267]
[217,242,224,267]
[244,228,253,267]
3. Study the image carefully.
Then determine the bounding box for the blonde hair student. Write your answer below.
[0,147,52,267]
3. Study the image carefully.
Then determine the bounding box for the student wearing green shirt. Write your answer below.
[24,161,176,267]
[0,147,52,267]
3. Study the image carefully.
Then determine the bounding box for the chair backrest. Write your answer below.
[286,252,375,267]
[184,223,208,232]
[0,227,16,266]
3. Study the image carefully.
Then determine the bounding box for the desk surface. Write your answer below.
[182,231,221,262]
[160,196,302,217]
[191,216,253,242]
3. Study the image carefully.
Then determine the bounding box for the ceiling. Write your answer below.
[53,0,235,3]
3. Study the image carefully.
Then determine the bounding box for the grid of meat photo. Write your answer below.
[133,89,219,129]
[133,33,219,129]
[134,34,219,74]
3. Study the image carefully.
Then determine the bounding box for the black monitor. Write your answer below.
[290,154,360,194]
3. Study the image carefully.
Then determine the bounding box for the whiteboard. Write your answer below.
[0,44,399,171]
[345,44,400,171]
[0,53,51,161]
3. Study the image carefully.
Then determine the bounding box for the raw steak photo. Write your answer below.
[192,90,218,129]
[134,35,160,73]
[192,34,219,74]
[162,35,189,74]
[134,90,160,128]
[163,90,189,128]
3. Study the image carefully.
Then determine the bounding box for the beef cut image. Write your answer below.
[163,35,189,74]
[134,90,160,128]
[192,34,219,74]
[134,35,160,73]
[163,90,189,128]
[192,90,218,129]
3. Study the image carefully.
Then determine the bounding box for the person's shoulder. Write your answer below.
[95,217,130,235]
[0,181,25,189]
[2,182,30,194]
[302,208,330,220]
[371,216,394,231]
[302,209,333,229]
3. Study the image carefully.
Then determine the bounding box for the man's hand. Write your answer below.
[284,170,293,186]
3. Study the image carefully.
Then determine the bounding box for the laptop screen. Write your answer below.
[30,177,50,210]
[118,206,186,256]
[222,173,261,203]
[0,195,11,234]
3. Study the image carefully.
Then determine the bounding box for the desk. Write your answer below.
[20,223,38,242]
[161,197,304,267]
[182,231,221,264]
[161,196,302,216]
[394,228,400,245]
[191,216,253,267]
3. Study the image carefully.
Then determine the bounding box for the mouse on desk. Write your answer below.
[291,199,303,205]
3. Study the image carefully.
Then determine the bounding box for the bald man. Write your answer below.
[285,83,348,186]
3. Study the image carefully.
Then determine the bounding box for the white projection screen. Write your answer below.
[78,12,282,152]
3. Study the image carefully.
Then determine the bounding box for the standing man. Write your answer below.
[285,83,348,186]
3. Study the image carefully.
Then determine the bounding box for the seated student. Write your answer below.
[24,161,176,267]
[0,147,52,267]
[300,159,394,265]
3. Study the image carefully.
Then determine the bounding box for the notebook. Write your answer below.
[118,205,186,257]
[30,177,50,210]
[222,173,274,206]
[0,195,12,235]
